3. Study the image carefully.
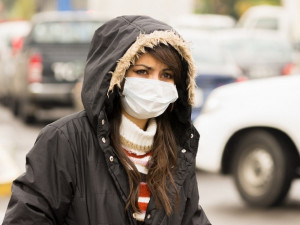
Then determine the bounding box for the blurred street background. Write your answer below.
[1,0,300,224]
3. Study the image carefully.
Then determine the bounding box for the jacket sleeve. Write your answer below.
[181,170,212,225]
[2,125,77,225]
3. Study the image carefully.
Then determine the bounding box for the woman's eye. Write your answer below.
[162,73,174,79]
[135,70,148,75]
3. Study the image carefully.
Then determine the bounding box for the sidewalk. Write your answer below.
[0,139,22,222]
[0,147,20,194]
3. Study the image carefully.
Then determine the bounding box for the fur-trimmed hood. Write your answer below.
[81,15,196,137]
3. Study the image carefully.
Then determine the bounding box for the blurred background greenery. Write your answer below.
[1,0,36,20]
[195,0,281,18]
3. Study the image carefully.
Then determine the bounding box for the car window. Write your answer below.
[32,21,102,44]
[189,37,227,66]
[255,17,279,30]
[219,37,292,63]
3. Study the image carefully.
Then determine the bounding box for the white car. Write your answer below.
[170,13,236,30]
[237,5,300,47]
[194,75,300,207]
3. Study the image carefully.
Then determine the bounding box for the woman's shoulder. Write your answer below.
[31,110,96,161]
[47,110,89,129]
[36,111,93,148]
[39,111,90,136]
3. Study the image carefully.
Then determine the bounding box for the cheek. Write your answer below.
[125,69,136,78]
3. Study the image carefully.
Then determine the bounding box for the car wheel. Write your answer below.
[232,130,293,207]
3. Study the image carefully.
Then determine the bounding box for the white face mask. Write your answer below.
[121,77,178,119]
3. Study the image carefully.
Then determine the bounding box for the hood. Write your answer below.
[81,15,196,135]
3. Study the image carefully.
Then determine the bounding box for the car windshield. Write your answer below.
[32,21,102,44]
[189,37,228,66]
[220,37,292,63]
[255,17,279,30]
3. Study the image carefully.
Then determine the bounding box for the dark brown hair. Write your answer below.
[109,44,183,216]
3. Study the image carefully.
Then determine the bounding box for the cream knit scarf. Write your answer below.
[119,114,157,221]
[120,114,157,172]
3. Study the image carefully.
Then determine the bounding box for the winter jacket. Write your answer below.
[2,15,211,225]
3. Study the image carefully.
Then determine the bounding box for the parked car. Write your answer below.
[0,20,31,105]
[170,13,236,31]
[237,5,300,49]
[193,75,300,207]
[215,29,297,79]
[179,29,245,120]
[9,11,108,123]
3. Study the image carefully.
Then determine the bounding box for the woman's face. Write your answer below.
[126,53,175,84]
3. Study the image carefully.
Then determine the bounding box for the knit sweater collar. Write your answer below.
[120,114,157,155]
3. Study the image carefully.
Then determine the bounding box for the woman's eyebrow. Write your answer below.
[134,64,172,71]
[133,64,152,70]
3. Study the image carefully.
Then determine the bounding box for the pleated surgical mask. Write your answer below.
[120,77,178,119]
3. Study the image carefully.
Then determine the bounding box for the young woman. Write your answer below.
[3,15,211,225]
